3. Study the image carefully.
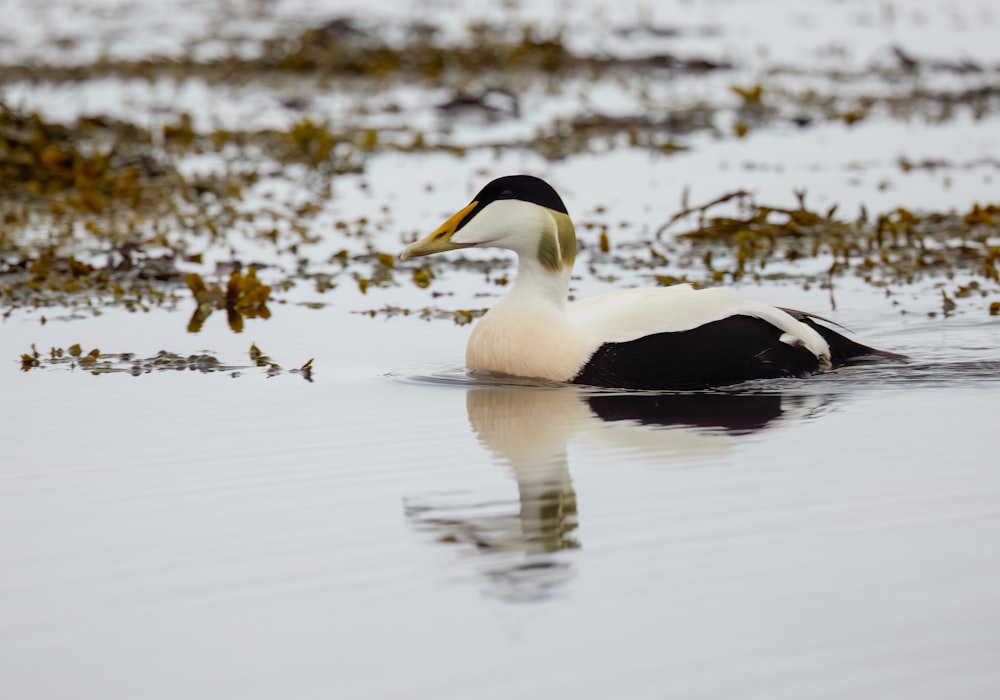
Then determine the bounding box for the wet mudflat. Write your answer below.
[2,1,1000,697]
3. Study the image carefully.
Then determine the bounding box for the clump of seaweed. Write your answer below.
[0,101,347,319]
[185,268,272,333]
[355,304,485,325]
[19,342,313,381]
[0,103,171,212]
[656,191,1000,303]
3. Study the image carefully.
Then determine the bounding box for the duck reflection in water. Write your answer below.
[405,383,827,600]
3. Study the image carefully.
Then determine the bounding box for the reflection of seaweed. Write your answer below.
[19,342,313,381]
[186,269,272,333]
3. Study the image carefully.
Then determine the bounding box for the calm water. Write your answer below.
[3,0,1000,696]
[2,305,999,698]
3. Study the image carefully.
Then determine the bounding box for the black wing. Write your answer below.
[572,315,823,390]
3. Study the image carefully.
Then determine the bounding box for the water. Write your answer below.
[2,303,998,697]
[3,0,1000,697]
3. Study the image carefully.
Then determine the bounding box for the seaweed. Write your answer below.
[3,13,999,336]
[185,268,272,333]
[355,305,486,325]
[19,343,313,380]
[651,191,1000,302]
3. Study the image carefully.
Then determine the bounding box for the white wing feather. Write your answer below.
[568,284,830,361]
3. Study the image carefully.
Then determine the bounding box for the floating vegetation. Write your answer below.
[645,191,1000,310]
[5,85,998,324]
[0,20,729,86]
[351,251,400,295]
[0,104,188,308]
[0,103,173,211]
[249,342,313,381]
[19,342,313,381]
[355,305,486,325]
[0,98,351,320]
[185,268,272,333]
[3,12,999,339]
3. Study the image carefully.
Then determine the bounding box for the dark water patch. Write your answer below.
[482,558,574,603]
[586,391,789,432]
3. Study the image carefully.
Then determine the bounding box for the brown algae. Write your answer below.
[4,16,1000,353]
[20,342,314,380]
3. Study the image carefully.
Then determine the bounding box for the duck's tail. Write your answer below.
[781,308,907,367]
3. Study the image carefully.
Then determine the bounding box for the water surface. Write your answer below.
[3,305,999,697]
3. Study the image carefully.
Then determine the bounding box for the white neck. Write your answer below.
[503,253,572,313]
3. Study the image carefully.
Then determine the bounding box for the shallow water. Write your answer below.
[3,0,1000,697]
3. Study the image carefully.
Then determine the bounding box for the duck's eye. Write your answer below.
[499,189,514,199]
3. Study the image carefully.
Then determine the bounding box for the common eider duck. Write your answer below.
[400,174,896,390]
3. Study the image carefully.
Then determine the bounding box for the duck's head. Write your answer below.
[400,174,576,272]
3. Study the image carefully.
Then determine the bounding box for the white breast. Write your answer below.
[467,301,597,382]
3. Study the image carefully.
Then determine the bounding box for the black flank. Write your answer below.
[572,315,823,390]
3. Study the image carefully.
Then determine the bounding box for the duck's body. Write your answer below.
[401,175,894,390]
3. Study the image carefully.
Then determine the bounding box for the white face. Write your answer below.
[451,199,549,255]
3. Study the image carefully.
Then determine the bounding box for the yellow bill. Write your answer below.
[400,201,478,260]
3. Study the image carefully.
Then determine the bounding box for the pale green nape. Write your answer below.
[554,211,576,268]
[536,210,577,273]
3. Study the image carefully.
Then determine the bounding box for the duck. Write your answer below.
[400,174,897,390]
